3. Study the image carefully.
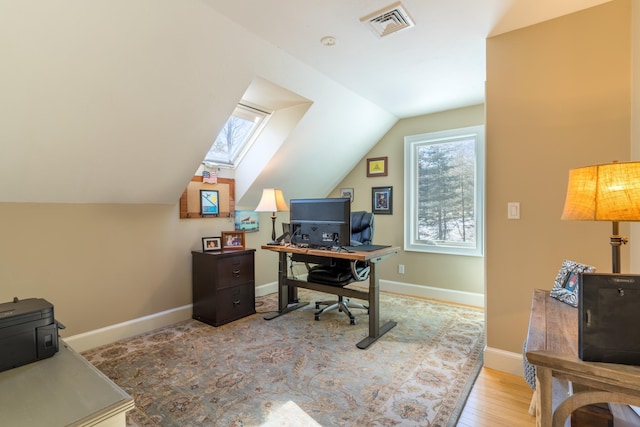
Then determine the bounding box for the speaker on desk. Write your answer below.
[579,273,640,365]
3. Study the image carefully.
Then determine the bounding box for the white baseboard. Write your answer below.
[379,279,485,307]
[65,281,485,355]
[257,279,484,307]
[483,346,524,376]
[64,304,192,353]
[256,282,279,297]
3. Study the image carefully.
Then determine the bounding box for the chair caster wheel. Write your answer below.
[350,319,356,325]
[315,303,320,309]
[315,315,320,321]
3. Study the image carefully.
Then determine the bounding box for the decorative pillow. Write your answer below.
[549,259,595,307]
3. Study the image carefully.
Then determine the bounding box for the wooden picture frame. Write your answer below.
[367,156,388,177]
[372,186,393,215]
[221,230,245,250]
[200,189,219,216]
[202,236,222,252]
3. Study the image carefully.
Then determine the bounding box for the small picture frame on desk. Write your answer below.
[221,231,245,250]
[202,236,222,252]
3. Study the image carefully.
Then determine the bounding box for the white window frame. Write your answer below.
[204,103,270,168]
[404,125,485,256]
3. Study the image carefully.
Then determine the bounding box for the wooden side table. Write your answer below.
[525,289,640,427]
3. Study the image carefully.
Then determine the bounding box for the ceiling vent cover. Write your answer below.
[360,1,415,38]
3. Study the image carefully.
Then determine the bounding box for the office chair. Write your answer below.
[306,211,374,324]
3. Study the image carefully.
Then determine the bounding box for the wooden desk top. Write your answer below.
[261,244,400,262]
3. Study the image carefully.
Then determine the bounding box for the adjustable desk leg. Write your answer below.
[356,261,397,349]
[264,251,308,320]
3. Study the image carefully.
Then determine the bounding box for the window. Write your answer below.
[204,103,270,167]
[404,125,484,256]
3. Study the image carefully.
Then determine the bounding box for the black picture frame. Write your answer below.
[200,189,219,216]
[202,236,222,252]
[372,186,393,215]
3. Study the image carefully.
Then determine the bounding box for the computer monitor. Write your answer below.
[289,198,351,249]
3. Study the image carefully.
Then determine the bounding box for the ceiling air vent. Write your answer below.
[360,1,415,38]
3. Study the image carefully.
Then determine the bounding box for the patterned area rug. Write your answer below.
[83,289,484,427]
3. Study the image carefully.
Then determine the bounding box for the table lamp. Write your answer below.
[561,161,640,273]
[255,188,289,243]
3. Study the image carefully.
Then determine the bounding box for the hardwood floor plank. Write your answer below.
[457,367,536,426]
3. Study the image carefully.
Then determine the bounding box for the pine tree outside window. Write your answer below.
[404,125,485,256]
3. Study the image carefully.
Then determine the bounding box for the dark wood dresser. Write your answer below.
[191,249,256,326]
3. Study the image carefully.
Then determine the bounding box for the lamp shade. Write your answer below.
[255,188,289,213]
[561,161,640,222]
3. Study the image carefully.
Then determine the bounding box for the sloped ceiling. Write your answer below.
[0,0,611,206]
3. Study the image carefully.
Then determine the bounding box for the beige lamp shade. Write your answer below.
[255,188,289,213]
[561,161,640,222]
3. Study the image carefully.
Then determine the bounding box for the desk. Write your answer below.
[0,340,134,426]
[261,244,399,349]
[525,289,640,427]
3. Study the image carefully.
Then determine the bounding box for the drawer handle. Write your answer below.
[232,269,241,277]
[233,300,241,306]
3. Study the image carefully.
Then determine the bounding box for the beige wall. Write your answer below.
[485,0,631,354]
[0,202,277,337]
[330,105,485,296]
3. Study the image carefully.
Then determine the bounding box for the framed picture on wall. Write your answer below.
[340,188,354,202]
[372,186,393,215]
[367,157,388,177]
[200,190,219,216]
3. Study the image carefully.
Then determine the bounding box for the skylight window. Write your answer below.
[204,103,270,167]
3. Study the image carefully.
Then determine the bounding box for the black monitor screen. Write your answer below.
[289,198,350,248]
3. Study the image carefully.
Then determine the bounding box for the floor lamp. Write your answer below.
[561,161,640,273]
[255,188,289,243]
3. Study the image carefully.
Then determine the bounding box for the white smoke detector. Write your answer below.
[360,1,415,38]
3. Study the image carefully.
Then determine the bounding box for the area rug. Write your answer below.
[82,289,484,427]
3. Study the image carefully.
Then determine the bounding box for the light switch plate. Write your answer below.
[508,202,520,219]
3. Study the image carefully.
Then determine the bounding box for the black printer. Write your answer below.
[0,297,61,372]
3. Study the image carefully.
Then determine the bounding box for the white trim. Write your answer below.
[256,281,279,297]
[380,279,485,307]
[257,279,484,307]
[483,346,524,376]
[64,281,487,356]
[64,304,192,353]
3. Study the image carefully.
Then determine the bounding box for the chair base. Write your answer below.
[314,296,368,325]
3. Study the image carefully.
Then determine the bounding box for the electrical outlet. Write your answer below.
[398,264,405,274]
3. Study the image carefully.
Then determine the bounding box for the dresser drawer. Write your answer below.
[217,254,254,289]
[215,283,255,326]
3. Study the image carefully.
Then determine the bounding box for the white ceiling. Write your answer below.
[204,0,612,118]
[0,0,614,206]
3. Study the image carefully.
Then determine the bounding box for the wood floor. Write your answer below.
[457,367,537,427]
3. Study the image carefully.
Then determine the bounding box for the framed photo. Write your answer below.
[200,189,219,216]
[372,186,393,215]
[340,188,354,203]
[221,230,245,250]
[367,156,388,177]
[202,236,222,252]
[549,259,595,307]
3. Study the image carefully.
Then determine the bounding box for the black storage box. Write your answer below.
[0,297,60,372]
[579,273,640,365]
